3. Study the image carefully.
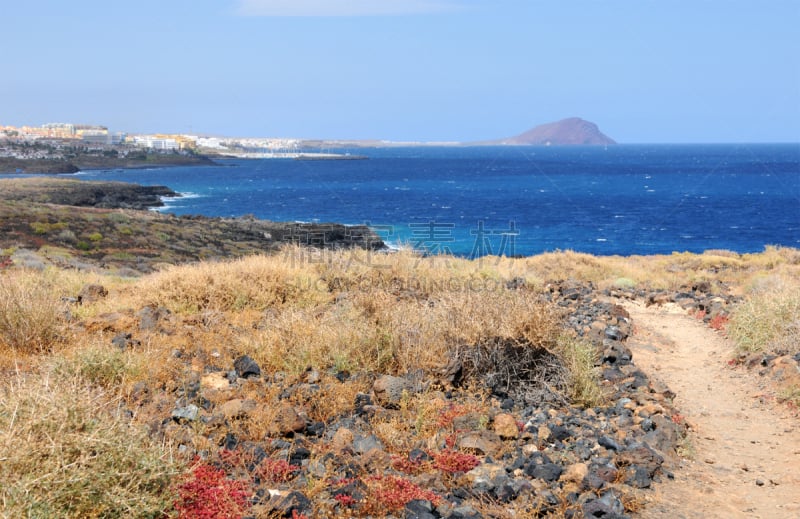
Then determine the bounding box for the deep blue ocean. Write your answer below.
[69,144,799,257]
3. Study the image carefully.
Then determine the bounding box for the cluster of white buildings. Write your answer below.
[2,121,311,155]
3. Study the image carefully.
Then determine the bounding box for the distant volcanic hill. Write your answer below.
[491,117,616,146]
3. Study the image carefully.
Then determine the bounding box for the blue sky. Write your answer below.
[1,0,798,142]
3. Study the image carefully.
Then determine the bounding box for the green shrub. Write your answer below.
[30,221,50,235]
[556,334,604,407]
[613,277,636,289]
[88,232,103,242]
[30,221,67,235]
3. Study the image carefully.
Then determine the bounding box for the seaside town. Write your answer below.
[0,121,304,157]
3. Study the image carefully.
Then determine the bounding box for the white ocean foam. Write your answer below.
[177,192,204,199]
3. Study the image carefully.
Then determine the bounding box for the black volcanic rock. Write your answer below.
[497,118,616,146]
[0,178,179,209]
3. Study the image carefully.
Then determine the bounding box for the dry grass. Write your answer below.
[50,340,151,389]
[1,246,798,518]
[0,270,68,353]
[727,273,800,356]
[132,250,331,313]
[0,373,179,518]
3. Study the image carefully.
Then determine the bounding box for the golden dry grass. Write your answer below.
[0,373,179,518]
[727,272,800,356]
[0,245,798,517]
[0,270,68,353]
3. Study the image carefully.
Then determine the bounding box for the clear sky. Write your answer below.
[2,0,798,142]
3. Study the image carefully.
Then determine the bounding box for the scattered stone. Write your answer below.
[604,325,625,342]
[137,305,171,332]
[352,434,382,455]
[560,462,588,485]
[405,499,437,519]
[78,283,107,304]
[201,371,231,391]
[216,398,256,419]
[626,464,653,488]
[466,463,505,489]
[171,404,200,422]
[538,424,551,443]
[755,478,765,486]
[616,443,664,476]
[582,490,625,518]
[493,413,520,440]
[599,435,622,452]
[458,430,503,457]
[233,355,261,378]
[273,403,305,435]
[373,374,410,408]
[526,462,563,482]
[447,505,482,519]
[111,332,139,350]
[331,427,354,452]
[269,490,311,517]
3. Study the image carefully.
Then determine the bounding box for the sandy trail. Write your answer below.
[621,301,800,519]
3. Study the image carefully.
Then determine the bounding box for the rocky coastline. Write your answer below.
[0,177,181,209]
[0,177,385,274]
[0,141,217,174]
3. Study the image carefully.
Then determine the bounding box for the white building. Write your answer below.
[132,136,179,150]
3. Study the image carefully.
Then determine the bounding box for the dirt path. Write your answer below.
[621,301,800,519]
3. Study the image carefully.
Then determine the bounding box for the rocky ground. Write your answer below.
[0,178,384,275]
[57,278,776,518]
[0,177,180,209]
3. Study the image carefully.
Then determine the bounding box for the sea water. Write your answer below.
[70,144,799,257]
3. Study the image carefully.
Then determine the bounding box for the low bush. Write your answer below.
[432,449,481,474]
[0,270,66,352]
[727,275,800,356]
[364,475,440,513]
[555,334,604,408]
[51,343,147,388]
[174,462,251,519]
[0,374,179,517]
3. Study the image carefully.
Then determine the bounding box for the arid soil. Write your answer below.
[622,301,800,519]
